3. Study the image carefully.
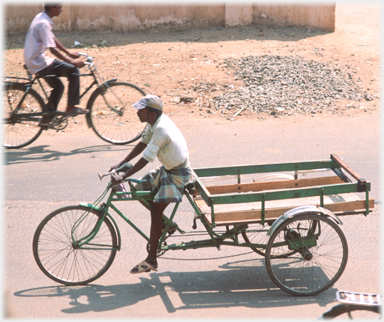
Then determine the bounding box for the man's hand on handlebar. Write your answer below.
[111,172,125,184]
[68,52,81,59]
[68,52,85,68]
[109,160,126,173]
[71,59,85,68]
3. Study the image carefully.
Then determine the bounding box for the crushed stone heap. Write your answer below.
[208,55,372,116]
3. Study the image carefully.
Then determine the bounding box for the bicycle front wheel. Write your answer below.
[88,81,146,144]
[3,84,45,149]
[265,213,348,296]
[33,205,118,285]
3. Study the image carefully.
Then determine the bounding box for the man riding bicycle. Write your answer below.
[23,3,88,115]
[110,95,193,274]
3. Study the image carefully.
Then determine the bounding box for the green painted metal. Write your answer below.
[193,159,337,178]
[71,156,372,259]
[109,203,150,242]
[261,194,266,225]
[210,182,370,205]
[365,190,370,215]
[193,175,212,206]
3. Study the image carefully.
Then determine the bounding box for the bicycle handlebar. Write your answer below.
[98,170,141,185]
[78,53,94,65]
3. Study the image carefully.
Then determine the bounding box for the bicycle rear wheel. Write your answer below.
[265,213,348,296]
[3,84,45,149]
[33,205,118,285]
[88,81,146,144]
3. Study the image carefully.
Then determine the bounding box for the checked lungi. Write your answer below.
[134,160,192,203]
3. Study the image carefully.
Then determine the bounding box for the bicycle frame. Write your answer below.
[5,61,103,119]
[74,180,261,254]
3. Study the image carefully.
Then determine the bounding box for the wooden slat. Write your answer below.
[214,199,374,222]
[205,176,344,195]
[195,196,375,226]
[331,154,361,180]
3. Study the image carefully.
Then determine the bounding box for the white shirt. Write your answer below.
[23,12,56,74]
[141,114,189,170]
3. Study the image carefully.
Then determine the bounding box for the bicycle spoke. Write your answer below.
[89,82,146,144]
[266,214,348,296]
[3,85,44,148]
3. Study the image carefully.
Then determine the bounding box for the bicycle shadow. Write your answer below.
[4,144,134,166]
[14,259,336,315]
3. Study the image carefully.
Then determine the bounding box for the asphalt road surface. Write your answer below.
[4,112,381,319]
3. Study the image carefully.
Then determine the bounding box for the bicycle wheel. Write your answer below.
[242,224,271,257]
[265,213,348,296]
[242,175,295,257]
[33,205,118,285]
[321,303,381,319]
[88,81,146,144]
[3,84,45,149]
[242,223,298,258]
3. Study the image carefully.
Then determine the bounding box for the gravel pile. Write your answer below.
[201,55,373,116]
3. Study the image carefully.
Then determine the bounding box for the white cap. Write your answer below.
[132,94,163,110]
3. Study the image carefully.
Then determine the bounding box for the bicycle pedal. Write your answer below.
[162,224,178,235]
[337,291,381,306]
[39,122,51,129]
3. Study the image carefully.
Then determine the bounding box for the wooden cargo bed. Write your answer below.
[191,155,375,227]
[194,193,374,226]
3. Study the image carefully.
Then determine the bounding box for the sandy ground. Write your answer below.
[3,3,380,124]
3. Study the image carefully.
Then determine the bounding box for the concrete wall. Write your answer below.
[4,3,335,34]
[252,3,335,31]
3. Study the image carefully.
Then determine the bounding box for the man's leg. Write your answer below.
[38,61,64,111]
[44,60,85,114]
[145,201,170,267]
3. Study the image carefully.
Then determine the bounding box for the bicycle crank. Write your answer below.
[51,115,69,131]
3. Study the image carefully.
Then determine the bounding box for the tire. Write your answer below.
[242,174,295,257]
[33,205,118,285]
[265,213,348,296]
[242,225,271,257]
[321,303,381,319]
[3,84,45,149]
[88,81,146,144]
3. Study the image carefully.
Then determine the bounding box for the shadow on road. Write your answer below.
[14,258,336,315]
[4,144,134,166]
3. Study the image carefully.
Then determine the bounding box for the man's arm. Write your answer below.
[110,141,147,172]
[124,157,148,179]
[123,141,148,163]
[111,156,149,184]
[49,37,85,68]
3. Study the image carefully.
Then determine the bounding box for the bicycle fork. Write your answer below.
[71,203,112,250]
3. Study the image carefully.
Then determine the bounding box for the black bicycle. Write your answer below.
[321,291,381,319]
[3,53,146,149]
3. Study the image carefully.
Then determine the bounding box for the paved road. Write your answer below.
[4,112,380,318]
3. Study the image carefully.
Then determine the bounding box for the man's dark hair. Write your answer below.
[147,106,162,118]
[44,3,62,11]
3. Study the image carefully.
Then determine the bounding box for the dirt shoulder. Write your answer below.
[4,3,380,123]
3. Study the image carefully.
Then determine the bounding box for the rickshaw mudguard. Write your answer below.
[267,205,342,237]
[79,202,122,250]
